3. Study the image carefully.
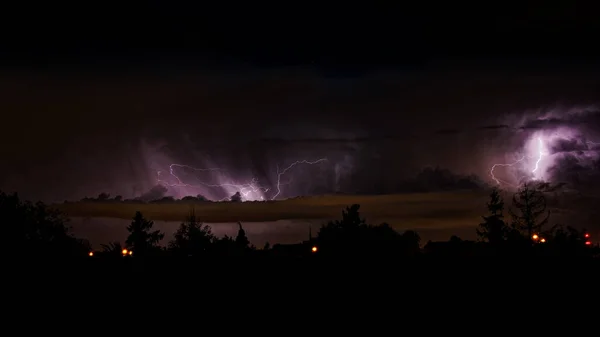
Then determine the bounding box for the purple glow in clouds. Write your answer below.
[156,159,328,201]
[490,122,600,189]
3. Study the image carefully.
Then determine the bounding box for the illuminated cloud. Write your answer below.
[489,106,600,189]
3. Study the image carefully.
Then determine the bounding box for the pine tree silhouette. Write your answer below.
[477,188,509,244]
[126,211,164,256]
[235,222,250,249]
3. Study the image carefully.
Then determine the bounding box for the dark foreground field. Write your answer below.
[15,255,600,284]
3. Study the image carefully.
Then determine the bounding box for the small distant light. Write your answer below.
[584,233,590,238]
[585,241,591,245]
[311,246,318,253]
[122,249,128,255]
[540,238,546,243]
[128,251,133,255]
[532,234,539,240]
[88,252,94,257]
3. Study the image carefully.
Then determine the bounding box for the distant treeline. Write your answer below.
[76,191,246,204]
[3,181,598,260]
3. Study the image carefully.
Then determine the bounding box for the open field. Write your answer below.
[56,191,490,229]
[60,191,490,247]
[55,190,598,247]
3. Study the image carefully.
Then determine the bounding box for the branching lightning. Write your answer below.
[490,136,548,187]
[271,159,328,200]
[157,164,270,200]
[489,133,599,188]
[489,155,526,186]
[156,159,327,201]
[159,164,224,186]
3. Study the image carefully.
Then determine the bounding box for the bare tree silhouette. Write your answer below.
[509,183,550,240]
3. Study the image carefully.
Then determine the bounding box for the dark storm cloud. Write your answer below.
[547,153,600,191]
[396,167,486,193]
[3,66,600,202]
[548,154,587,178]
[550,138,589,154]
[478,124,510,130]
[534,181,567,193]
[519,117,569,130]
[432,124,516,136]
[588,142,600,150]
[421,124,513,136]
[138,185,168,202]
[516,107,600,130]
[434,129,462,135]
[257,135,413,144]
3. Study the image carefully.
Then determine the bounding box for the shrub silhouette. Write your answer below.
[169,209,214,256]
[101,241,125,257]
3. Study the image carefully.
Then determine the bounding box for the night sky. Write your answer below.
[2,3,600,202]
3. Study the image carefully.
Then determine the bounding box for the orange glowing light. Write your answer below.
[540,238,546,243]
[88,252,94,257]
[584,233,590,238]
[311,246,318,253]
[122,249,128,255]
[585,241,591,245]
[532,234,539,240]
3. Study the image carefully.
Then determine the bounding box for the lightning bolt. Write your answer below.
[489,136,599,188]
[159,164,225,186]
[157,164,269,200]
[490,137,546,187]
[156,159,327,201]
[490,155,526,186]
[271,159,328,200]
[532,137,546,174]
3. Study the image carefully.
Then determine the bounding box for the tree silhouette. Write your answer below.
[169,209,214,256]
[544,225,591,256]
[230,191,242,202]
[1,191,88,256]
[317,204,419,257]
[235,221,250,249]
[125,211,164,257]
[509,183,550,239]
[212,235,236,255]
[400,229,421,255]
[97,192,110,201]
[477,188,509,244]
[317,204,368,255]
